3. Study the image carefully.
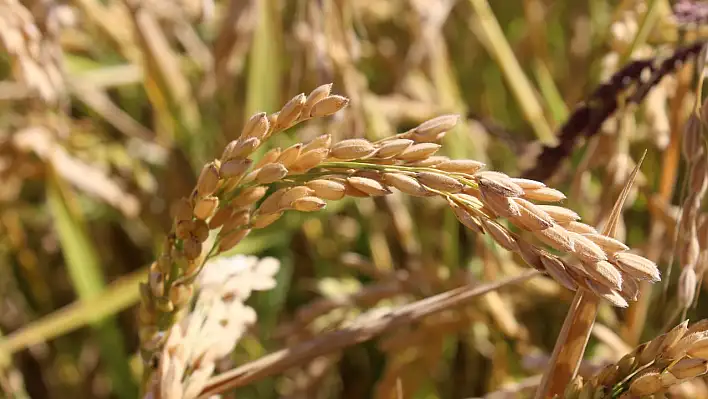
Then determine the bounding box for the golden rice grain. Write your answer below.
[193,196,219,220]
[522,187,567,202]
[581,260,623,291]
[221,210,250,233]
[581,233,629,253]
[303,84,333,116]
[510,197,554,231]
[309,95,350,118]
[479,189,522,218]
[330,139,377,160]
[196,162,220,197]
[475,173,524,197]
[279,186,315,208]
[223,137,260,160]
[240,112,270,140]
[254,148,282,169]
[218,228,250,252]
[534,224,575,253]
[277,144,303,169]
[396,143,441,161]
[411,114,459,140]
[448,200,483,233]
[347,176,391,196]
[536,205,580,224]
[231,186,268,208]
[376,139,414,158]
[562,221,598,234]
[539,254,578,291]
[434,159,485,174]
[290,148,330,173]
[292,196,327,212]
[302,134,332,152]
[306,179,347,200]
[171,198,193,222]
[257,188,288,214]
[183,238,202,260]
[383,173,430,197]
[276,93,306,129]
[251,212,283,229]
[629,370,662,396]
[220,159,252,179]
[481,219,518,251]
[255,163,289,184]
[567,232,608,262]
[613,252,661,282]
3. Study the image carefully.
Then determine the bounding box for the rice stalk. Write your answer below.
[198,269,541,397]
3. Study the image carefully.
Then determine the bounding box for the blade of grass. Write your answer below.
[46,170,137,399]
[0,229,285,357]
[243,0,283,163]
[619,0,660,64]
[532,60,568,124]
[0,267,147,356]
[468,0,556,146]
[245,0,282,118]
[535,151,647,399]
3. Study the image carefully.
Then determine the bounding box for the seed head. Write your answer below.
[330,139,376,160]
[309,95,349,118]
[241,112,270,140]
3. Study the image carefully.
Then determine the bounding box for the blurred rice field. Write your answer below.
[2,0,708,398]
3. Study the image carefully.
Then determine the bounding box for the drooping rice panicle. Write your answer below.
[139,85,661,377]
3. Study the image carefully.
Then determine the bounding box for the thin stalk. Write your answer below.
[0,267,146,356]
[199,270,541,397]
[468,0,556,145]
[619,0,660,64]
[47,170,137,399]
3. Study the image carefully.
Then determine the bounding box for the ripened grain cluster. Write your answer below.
[675,99,708,315]
[138,85,662,392]
[565,319,708,398]
[150,255,279,399]
[0,0,65,104]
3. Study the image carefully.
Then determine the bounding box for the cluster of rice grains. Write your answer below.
[138,84,349,359]
[675,102,708,316]
[150,255,279,399]
[138,85,660,389]
[0,0,66,104]
[563,319,708,398]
